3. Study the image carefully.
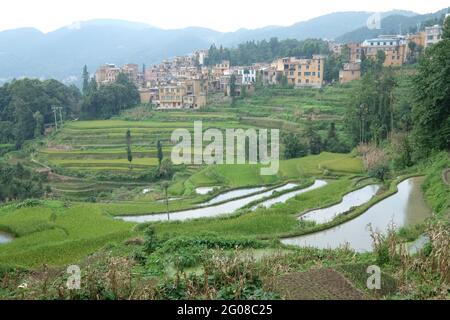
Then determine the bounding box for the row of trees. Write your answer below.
[283,122,349,160]
[0,67,140,149]
[0,79,81,148]
[81,70,140,119]
[344,18,450,176]
[205,38,330,66]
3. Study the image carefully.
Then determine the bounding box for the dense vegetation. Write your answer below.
[81,73,140,119]
[411,18,450,156]
[342,18,449,180]
[205,38,330,66]
[0,79,81,148]
[0,163,46,202]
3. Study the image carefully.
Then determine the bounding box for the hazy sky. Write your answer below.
[1,0,449,32]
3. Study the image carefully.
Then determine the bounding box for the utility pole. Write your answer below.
[52,106,63,131]
[52,106,58,131]
[58,107,64,128]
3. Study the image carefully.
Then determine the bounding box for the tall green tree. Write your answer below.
[229,74,237,98]
[345,67,396,146]
[156,140,163,165]
[126,129,133,169]
[13,99,35,149]
[305,122,323,155]
[411,17,450,155]
[282,132,308,159]
[82,65,89,95]
[33,111,44,137]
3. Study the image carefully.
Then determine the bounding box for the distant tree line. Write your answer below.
[205,38,331,66]
[81,71,140,119]
[0,67,141,149]
[0,79,81,148]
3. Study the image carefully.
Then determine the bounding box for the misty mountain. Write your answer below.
[337,8,450,43]
[0,10,423,83]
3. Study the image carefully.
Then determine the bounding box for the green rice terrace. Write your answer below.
[0,85,448,300]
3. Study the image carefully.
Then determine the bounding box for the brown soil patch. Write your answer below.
[272,268,370,300]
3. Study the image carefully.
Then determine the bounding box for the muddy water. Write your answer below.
[119,181,330,223]
[253,180,328,209]
[0,232,13,244]
[300,185,380,224]
[200,187,268,206]
[282,177,432,252]
[119,183,303,223]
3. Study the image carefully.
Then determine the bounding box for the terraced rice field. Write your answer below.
[40,119,255,172]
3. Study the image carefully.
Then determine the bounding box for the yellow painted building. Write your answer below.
[362,36,407,67]
[274,55,325,88]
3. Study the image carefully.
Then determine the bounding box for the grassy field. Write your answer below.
[0,201,134,267]
[0,85,366,268]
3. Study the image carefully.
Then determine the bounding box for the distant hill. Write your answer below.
[337,8,449,43]
[0,10,430,84]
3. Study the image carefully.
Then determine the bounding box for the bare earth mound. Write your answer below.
[273,268,369,300]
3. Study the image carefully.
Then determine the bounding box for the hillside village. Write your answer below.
[93,15,448,110]
[0,2,449,302]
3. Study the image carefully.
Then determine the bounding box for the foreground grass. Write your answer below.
[0,201,134,267]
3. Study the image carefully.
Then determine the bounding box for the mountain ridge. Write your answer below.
[0,9,443,84]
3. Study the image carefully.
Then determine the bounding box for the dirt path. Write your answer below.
[272,268,370,300]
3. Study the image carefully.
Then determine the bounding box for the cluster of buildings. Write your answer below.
[339,18,448,84]
[94,53,326,109]
[93,15,448,108]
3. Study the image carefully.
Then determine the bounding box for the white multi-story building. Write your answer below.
[237,68,256,85]
[424,25,443,48]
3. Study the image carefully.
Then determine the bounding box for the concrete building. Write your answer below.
[139,87,159,104]
[95,64,121,85]
[237,67,256,85]
[274,55,325,88]
[212,60,230,77]
[348,43,363,63]
[95,63,143,86]
[261,67,278,86]
[121,63,140,86]
[157,78,207,109]
[361,36,407,67]
[424,25,443,48]
[158,85,187,109]
[339,63,361,84]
